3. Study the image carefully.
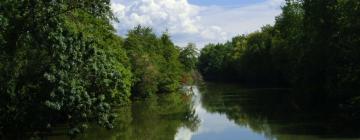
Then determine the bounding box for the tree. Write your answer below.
[0,0,132,137]
[198,43,233,81]
[197,0,360,105]
[124,26,184,98]
[179,43,199,72]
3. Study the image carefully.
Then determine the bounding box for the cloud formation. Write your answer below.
[111,0,284,48]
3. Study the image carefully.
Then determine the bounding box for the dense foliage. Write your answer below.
[198,25,290,85]
[179,43,199,72]
[179,43,200,85]
[124,26,184,98]
[198,0,360,102]
[0,0,193,138]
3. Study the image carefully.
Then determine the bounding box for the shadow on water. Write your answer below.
[199,83,360,140]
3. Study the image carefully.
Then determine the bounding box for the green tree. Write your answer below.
[179,43,199,72]
[198,43,233,81]
[198,0,360,105]
[0,0,132,137]
[124,26,183,98]
[296,0,360,98]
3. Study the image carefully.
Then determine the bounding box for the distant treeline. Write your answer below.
[0,0,198,138]
[198,0,360,100]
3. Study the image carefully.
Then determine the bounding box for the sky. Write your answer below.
[110,0,284,48]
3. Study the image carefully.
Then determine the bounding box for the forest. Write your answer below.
[1,0,360,139]
[0,0,198,138]
[198,0,360,107]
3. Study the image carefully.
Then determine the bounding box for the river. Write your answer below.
[49,83,360,140]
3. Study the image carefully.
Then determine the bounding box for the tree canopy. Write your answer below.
[198,0,360,101]
[0,1,195,138]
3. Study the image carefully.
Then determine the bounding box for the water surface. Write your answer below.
[50,83,360,140]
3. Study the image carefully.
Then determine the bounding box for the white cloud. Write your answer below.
[111,0,202,34]
[199,0,284,37]
[111,0,284,48]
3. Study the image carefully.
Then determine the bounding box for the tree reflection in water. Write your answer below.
[46,83,360,140]
[48,92,200,140]
[200,83,360,140]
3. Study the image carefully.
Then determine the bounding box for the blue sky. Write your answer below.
[111,0,284,48]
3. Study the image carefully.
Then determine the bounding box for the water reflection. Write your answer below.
[48,93,200,140]
[48,83,360,140]
[175,85,270,140]
[191,83,360,140]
